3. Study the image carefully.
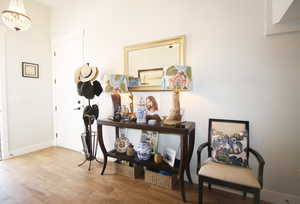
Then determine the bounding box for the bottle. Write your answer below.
[136,96,147,124]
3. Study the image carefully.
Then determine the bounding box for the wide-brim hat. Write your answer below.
[77,80,103,99]
[83,105,99,128]
[92,80,103,96]
[80,82,95,99]
[74,64,99,84]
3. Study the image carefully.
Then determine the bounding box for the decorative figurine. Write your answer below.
[115,135,129,153]
[136,97,147,124]
[126,143,135,157]
[154,153,163,164]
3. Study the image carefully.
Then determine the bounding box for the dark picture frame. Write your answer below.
[208,118,250,166]
[22,62,39,78]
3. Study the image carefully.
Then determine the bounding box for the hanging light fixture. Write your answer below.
[1,0,32,31]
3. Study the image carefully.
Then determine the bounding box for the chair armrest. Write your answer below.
[248,148,265,188]
[197,142,209,173]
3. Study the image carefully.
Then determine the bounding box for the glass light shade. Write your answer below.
[1,0,31,31]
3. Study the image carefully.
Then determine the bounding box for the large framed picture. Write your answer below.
[138,68,163,87]
[22,62,39,78]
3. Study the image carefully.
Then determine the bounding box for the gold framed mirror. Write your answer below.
[124,35,186,92]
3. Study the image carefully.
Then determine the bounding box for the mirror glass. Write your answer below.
[124,36,185,91]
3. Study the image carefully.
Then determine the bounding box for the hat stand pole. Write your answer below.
[78,99,102,171]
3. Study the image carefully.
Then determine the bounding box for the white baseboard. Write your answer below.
[56,144,82,153]
[9,140,54,158]
[54,144,115,162]
[262,189,300,204]
[191,175,300,204]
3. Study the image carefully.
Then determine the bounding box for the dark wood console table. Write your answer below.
[97,119,196,202]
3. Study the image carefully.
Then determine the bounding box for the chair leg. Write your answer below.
[198,177,203,204]
[254,191,260,204]
[208,183,212,191]
[243,192,247,199]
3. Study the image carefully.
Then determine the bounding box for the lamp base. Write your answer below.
[163,90,181,126]
[111,93,121,113]
[163,119,181,126]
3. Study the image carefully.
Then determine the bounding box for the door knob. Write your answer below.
[73,107,81,110]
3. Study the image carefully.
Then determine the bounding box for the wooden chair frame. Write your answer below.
[197,119,265,204]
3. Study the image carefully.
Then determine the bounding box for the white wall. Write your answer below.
[50,0,300,202]
[0,25,8,160]
[0,0,53,155]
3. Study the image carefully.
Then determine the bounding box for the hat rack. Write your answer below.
[75,61,103,170]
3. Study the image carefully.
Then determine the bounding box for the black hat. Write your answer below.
[77,82,84,96]
[92,80,103,96]
[91,104,99,119]
[83,105,99,128]
[77,81,103,99]
[83,106,95,128]
[81,82,95,99]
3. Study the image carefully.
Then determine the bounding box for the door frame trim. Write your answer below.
[51,30,85,147]
[0,25,9,160]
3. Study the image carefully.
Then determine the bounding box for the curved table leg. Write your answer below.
[97,124,108,175]
[186,129,195,184]
[101,156,107,175]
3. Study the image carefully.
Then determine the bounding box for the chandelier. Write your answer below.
[1,0,32,31]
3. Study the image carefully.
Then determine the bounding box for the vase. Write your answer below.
[135,142,152,160]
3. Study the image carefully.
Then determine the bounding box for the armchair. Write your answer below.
[197,119,265,204]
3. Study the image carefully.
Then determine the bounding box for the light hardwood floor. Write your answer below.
[0,147,269,204]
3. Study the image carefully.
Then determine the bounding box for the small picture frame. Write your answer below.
[163,148,176,167]
[145,95,160,116]
[22,62,39,78]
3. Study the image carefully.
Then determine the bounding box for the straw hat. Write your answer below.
[74,64,98,84]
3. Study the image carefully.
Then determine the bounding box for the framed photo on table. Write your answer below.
[22,62,39,78]
[163,148,176,167]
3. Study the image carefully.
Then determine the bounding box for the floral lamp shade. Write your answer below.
[162,65,192,91]
[104,74,129,93]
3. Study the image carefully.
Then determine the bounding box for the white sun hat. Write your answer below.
[74,63,99,84]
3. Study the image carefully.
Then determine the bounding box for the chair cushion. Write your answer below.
[211,121,248,167]
[198,161,260,189]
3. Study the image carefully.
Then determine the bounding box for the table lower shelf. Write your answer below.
[107,150,179,174]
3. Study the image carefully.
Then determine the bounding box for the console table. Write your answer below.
[97,119,195,202]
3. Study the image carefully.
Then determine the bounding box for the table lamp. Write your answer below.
[162,65,192,126]
[104,74,129,116]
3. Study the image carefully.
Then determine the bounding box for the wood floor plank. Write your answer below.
[0,147,270,204]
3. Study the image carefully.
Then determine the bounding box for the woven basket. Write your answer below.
[114,162,144,179]
[144,170,177,190]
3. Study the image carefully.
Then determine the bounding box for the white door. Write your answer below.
[53,32,86,151]
[0,26,8,160]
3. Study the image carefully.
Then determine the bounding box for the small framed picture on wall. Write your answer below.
[22,62,39,78]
